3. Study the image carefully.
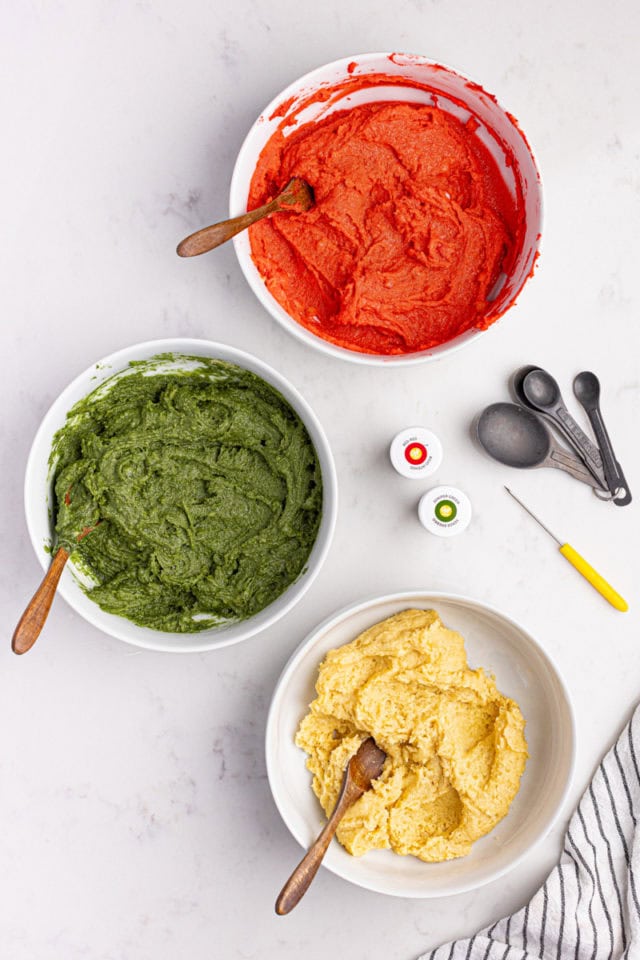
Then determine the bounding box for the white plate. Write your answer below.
[24,338,337,653]
[266,591,575,897]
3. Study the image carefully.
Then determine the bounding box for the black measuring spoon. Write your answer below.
[521,368,605,487]
[476,403,606,489]
[574,372,631,506]
[509,364,542,406]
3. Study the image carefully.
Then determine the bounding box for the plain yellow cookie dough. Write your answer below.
[296,609,528,862]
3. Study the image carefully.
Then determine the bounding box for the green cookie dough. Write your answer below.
[51,355,322,632]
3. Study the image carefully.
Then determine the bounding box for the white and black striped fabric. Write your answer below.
[422,705,640,960]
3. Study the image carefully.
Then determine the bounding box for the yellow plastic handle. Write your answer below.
[559,543,628,612]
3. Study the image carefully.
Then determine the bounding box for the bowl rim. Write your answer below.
[265,589,576,897]
[23,337,338,653]
[230,51,544,367]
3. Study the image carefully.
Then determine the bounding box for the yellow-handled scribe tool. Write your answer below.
[504,487,628,612]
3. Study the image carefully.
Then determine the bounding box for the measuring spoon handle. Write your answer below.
[176,197,281,256]
[548,448,608,490]
[585,406,631,506]
[275,773,363,915]
[554,403,604,479]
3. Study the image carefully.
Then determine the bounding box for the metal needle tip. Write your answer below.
[503,486,562,545]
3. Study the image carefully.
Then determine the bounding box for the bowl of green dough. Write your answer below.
[24,339,337,652]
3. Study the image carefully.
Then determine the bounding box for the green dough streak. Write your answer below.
[51,355,323,633]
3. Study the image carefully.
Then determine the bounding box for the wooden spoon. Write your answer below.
[176,177,314,257]
[12,547,70,655]
[12,516,100,655]
[275,737,386,915]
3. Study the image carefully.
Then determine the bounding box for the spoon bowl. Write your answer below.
[573,371,600,405]
[523,368,561,409]
[477,402,551,468]
[509,364,542,406]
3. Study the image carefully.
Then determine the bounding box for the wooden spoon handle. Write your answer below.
[176,198,281,257]
[275,775,363,915]
[12,547,69,655]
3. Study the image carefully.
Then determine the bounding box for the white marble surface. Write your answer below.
[2,1,639,957]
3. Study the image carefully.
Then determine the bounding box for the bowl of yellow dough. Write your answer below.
[266,592,575,898]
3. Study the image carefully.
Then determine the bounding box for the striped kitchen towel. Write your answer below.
[421,704,640,960]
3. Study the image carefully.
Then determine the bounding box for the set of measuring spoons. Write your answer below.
[476,365,631,506]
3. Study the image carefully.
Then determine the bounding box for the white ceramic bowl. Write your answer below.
[24,338,337,653]
[266,591,574,898]
[231,52,543,366]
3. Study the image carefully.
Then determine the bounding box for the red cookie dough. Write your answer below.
[248,99,524,355]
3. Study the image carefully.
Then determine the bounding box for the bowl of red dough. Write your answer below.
[230,52,542,365]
